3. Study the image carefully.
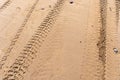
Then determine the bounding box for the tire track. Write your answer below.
[0,0,12,12]
[97,0,107,80]
[2,0,65,80]
[0,0,39,70]
[29,26,63,80]
[115,0,120,26]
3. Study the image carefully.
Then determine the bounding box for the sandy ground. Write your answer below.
[0,0,119,80]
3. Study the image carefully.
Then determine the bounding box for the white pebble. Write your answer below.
[113,48,118,53]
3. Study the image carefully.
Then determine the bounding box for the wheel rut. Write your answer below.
[0,0,12,12]
[97,0,107,80]
[0,0,39,70]
[2,0,65,80]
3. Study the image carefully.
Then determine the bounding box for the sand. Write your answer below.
[0,0,119,80]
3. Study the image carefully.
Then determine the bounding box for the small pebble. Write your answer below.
[113,48,118,53]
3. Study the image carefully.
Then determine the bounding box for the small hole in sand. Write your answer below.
[41,8,45,10]
[109,7,112,11]
[70,1,74,4]
[49,5,52,8]
[16,7,21,12]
